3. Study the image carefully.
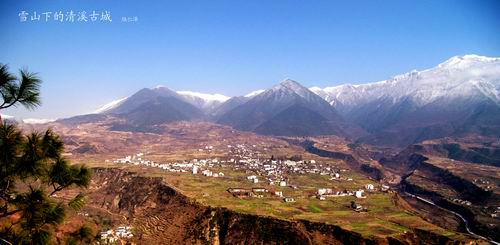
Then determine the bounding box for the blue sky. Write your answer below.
[1,0,499,119]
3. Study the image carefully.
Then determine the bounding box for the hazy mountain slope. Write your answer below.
[120,96,203,126]
[108,87,204,127]
[210,96,250,119]
[107,86,182,115]
[254,103,344,136]
[57,114,111,125]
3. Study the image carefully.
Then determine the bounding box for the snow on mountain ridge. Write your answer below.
[94,97,128,113]
[438,54,500,69]
[265,79,319,101]
[245,89,265,97]
[176,91,230,103]
[95,54,500,116]
[23,118,56,124]
[312,54,500,107]
[271,79,308,94]
[0,114,15,119]
[0,114,55,124]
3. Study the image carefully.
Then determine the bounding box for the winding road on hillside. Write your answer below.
[404,192,499,245]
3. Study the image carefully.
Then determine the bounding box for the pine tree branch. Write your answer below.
[0,237,13,245]
[0,208,23,218]
[49,184,69,196]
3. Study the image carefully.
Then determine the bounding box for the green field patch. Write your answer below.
[307,204,322,213]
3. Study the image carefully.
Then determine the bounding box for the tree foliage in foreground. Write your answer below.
[0,64,41,111]
[0,64,93,244]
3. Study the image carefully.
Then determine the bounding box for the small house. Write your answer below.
[355,190,366,198]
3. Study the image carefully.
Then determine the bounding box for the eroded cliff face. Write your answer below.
[87,168,469,245]
[378,145,499,242]
[296,140,385,181]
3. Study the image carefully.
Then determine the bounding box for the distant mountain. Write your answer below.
[118,96,204,126]
[217,79,360,137]
[109,86,204,126]
[106,86,181,114]
[60,86,204,131]
[0,113,17,124]
[0,113,55,124]
[0,113,15,120]
[96,87,230,115]
[311,55,500,146]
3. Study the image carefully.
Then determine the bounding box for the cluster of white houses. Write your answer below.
[452,198,472,206]
[226,183,384,203]
[227,187,295,202]
[98,225,133,244]
[473,178,494,190]
[110,152,225,176]
[109,146,389,203]
[110,151,348,186]
[315,184,375,200]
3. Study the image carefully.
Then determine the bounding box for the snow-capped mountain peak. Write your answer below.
[312,54,500,108]
[154,85,167,89]
[273,79,304,90]
[176,91,229,103]
[268,79,316,99]
[438,54,500,69]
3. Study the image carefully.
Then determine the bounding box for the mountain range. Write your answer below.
[310,55,500,145]
[58,54,500,147]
